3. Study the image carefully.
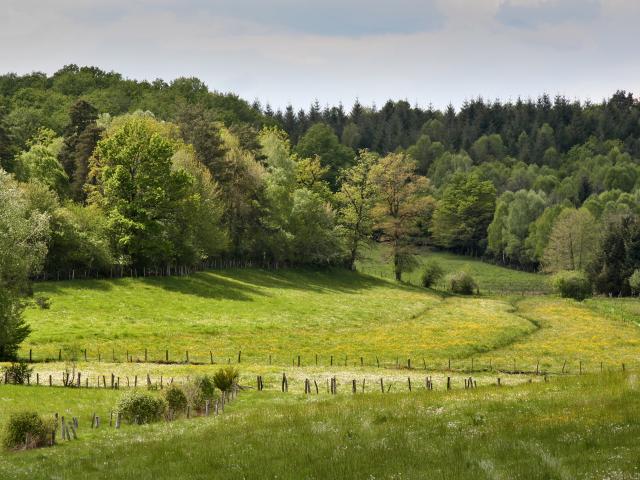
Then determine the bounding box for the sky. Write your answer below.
[1,0,638,110]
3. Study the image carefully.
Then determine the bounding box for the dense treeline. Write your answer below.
[1,65,640,357]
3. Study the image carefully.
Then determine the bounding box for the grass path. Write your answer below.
[475,297,640,371]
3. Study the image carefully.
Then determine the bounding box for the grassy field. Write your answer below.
[23,269,540,365]
[1,374,638,479]
[356,244,551,294]
[20,265,640,371]
[3,255,640,477]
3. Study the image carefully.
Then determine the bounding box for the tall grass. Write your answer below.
[1,374,638,479]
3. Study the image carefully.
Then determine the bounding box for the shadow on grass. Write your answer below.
[147,272,265,301]
[210,267,400,295]
[34,267,418,302]
[34,273,261,302]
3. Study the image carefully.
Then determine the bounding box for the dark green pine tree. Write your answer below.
[71,124,103,201]
[58,100,98,179]
[0,116,15,172]
[176,104,226,177]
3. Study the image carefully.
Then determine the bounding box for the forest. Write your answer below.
[2,65,640,358]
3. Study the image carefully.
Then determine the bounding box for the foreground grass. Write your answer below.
[1,374,638,479]
[357,244,550,294]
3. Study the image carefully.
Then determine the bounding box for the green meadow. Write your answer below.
[2,256,640,479]
[1,374,639,480]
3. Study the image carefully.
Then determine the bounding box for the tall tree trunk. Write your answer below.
[348,248,357,271]
[394,241,402,281]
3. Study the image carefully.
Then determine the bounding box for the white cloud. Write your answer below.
[0,0,638,110]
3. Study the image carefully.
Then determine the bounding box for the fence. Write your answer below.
[15,346,639,376]
[32,258,296,283]
[27,385,239,448]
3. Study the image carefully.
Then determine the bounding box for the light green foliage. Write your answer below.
[371,153,431,280]
[335,150,378,270]
[487,190,546,264]
[428,151,472,188]
[551,270,592,301]
[295,123,354,187]
[260,127,297,237]
[117,391,166,424]
[3,412,50,450]
[14,129,68,196]
[18,180,113,274]
[582,189,640,219]
[171,147,227,261]
[47,204,113,272]
[431,172,496,254]
[289,189,343,264]
[604,163,638,192]
[523,203,565,263]
[470,134,505,164]
[420,259,444,288]
[0,171,49,359]
[90,117,193,267]
[532,123,555,161]
[213,367,239,393]
[446,270,478,295]
[260,128,343,264]
[406,134,445,174]
[164,385,188,414]
[217,128,265,256]
[543,208,598,272]
[1,361,33,385]
[629,269,640,295]
[295,155,331,200]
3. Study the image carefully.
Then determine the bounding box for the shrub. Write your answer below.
[164,385,187,414]
[181,375,218,412]
[213,367,239,393]
[117,391,166,424]
[2,361,33,385]
[33,295,51,309]
[3,412,50,450]
[629,269,640,296]
[551,271,592,301]
[196,375,216,400]
[420,260,445,288]
[446,270,478,295]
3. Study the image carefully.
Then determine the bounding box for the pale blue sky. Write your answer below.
[1,0,638,109]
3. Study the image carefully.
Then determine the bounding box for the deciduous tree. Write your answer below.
[371,153,430,281]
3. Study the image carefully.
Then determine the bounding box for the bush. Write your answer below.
[446,270,478,295]
[117,391,166,425]
[2,361,33,385]
[629,269,640,296]
[551,271,592,301]
[196,375,216,400]
[3,412,50,450]
[181,375,218,412]
[33,295,51,309]
[420,260,445,288]
[213,367,239,393]
[164,385,187,414]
